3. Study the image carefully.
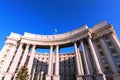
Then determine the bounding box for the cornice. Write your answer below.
[22,25,88,41]
[20,25,90,45]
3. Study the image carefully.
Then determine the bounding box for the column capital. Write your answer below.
[55,44,59,47]
[20,42,24,45]
[25,43,30,46]
[86,36,93,41]
[50,45,54,48]
[31,44,36,50]
[56,45,59,51]
[79,39,85,43]
[31,44,36,47]
[50,45,54,50]
[73,41,77,45]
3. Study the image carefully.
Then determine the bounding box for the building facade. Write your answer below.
[0,21,120,80]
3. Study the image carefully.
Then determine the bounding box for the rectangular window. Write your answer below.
[99,51,104,56]
[97,45,101,49]
[103,58,107,64]
[111,48,117,54]
[118,65,120,69]
[104,36,109,40]
[107,41,112,46]
[95,39,99,43]
[114,56,120,63]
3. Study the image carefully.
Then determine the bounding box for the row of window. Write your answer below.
[95,36,120,74]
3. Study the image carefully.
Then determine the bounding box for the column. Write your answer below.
[53,45,60,80]
[4,43,23,80]
[92,41,105,73]
[40,71,44,80]
[31,65,36,80]
[84,44,94,74]
[36,65,41,80]
[74,42,83,80]
[88,37,106,80]
[19,44,30,68]
[110,33,120,55]
[81,41,92,80]
[77,48,84,75]
[0,44,16,79]
[99,37,118,73]
[27,45,36,80]
[46,45,53,80]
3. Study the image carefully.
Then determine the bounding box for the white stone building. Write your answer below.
[0,21,120,80]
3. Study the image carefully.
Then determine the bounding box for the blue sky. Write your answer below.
[0,0,120,51]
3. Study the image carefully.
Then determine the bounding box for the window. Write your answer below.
[103,58,107,64]
[37,60,39,63]
[6,49,10,53]
[42,58,44,60]
[64,68,66,72]
[107,41,112,46]
[104,36,109,40]
[95,39,99,43]
[97,45,101,49]
[118,65,120,69]
[114,56,120,63]
[3,54,7,58]
[99,51,104,56]
[64,61,65,64]
[105,66,111,74]
[73,60,75,63]
[60,58,61,60]
[8,43,12,48]
[111,49,117,54]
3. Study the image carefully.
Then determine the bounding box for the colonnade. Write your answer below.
[0,31,120,80]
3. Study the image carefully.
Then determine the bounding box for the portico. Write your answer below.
[0,21,120,80]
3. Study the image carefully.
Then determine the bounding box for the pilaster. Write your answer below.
[0,44,17,77]
[4,43,23,80]
[99,37,118,74]
[109,33,120,55]
[88,37,106,80]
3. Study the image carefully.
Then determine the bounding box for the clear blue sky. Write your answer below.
[0,0,120,51]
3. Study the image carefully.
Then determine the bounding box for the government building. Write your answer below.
[0,21,120,80]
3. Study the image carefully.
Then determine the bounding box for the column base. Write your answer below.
[0,75,4,80]
[53,75,60,80]
[4,74,13,80]
[76,75,83,80]
[45,75,52,80]
[0,73,4,79]
[95,73,106,80]
[85,74,93,80]
[112,73,120,80]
